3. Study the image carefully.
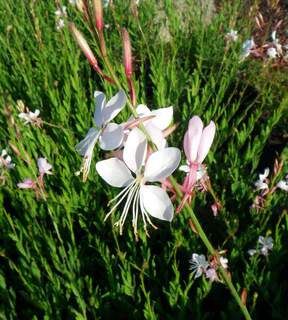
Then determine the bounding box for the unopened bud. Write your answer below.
[241,288,247,306]
[93,0,103,32]
[69,23,98,67]
[122,28,133,78]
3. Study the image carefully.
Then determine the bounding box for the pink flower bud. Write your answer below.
[93,0,103,32]
[69,23,98,67]
[122,28,133,78]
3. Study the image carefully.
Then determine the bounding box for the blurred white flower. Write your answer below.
[254,168,269,190]
[205,268,219,282]
[277,178,288,191]
[69,0,77,5]
[225,29,238,42]
[248,235,273,257]
[37,158,52,178]
[17,178,36,189]
[271,30,282,55]
[0,149,15,170]
[189,253,209,278]
[19,109,41,126]
[56,19,65,30]
[267,47,278,59]
[55,6,67,17]
[241,39,255,59]
[220,256,228,269]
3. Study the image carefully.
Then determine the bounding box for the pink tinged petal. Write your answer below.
[17,179,35,189]
[123,128,147,173]
[96,158,134,188]
[144,147,181,182]
[99,123,124,151]
[140,185,173,222]
[185,116,204,162]
[37,158,52,175]
[75,128,99,157]
[102,90,126,124]
[93,91,106,127]
[145,122,167,150]
[196,121,216,164]
[150,106,173,130]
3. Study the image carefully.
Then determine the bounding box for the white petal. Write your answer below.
[145,122,167,149]
[99,123,124,151]
[96,158,134,187]
[102,90,126,124]
[140,185,173,222]
[179,165,190,173]
[259,168,270,181]
[93,91,106,127]
[150,106,173,130]
[144,147,181,182]
[136,104,151,116]
[75,128,99,156]
[123,128,147,173]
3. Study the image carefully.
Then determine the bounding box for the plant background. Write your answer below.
[0,0,287,319]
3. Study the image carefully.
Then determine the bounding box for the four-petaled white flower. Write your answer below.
[19,109,41,126]
[76,90,126,181]
[37,158,53,178]
[254,168,269,190]
[0,149,15,170]
[96,127,181,236]
[189,253,209,278]
[258,236,273,256]
[248,235,273,257]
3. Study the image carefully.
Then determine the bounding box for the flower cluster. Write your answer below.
[189,253,229,282]
[75,89,216,236]
[248,236,273,257]
[252,159,287,210]
[18,158,52,198]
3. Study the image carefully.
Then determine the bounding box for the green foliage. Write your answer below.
[0,0,287,319]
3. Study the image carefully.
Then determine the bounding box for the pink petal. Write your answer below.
[196,121,216,164]
[184,116,203,163]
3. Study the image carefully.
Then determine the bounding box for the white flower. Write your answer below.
[19,109,41,126]
[267,47,278,59]
[37,158,52,178]
[241,39,255,59]
[0,149,15,170]
[205,268,219,282]
[271,31,282,54]
[76,90,126,181]
[247,249,257,256]
[277,178,288,191]
[220,256,228,269]
[189,253,209,278]
[56,19,65,30]
[225,29,238,42]
[258,236,273,256]
[128,104,173,149]
[17,178,36,189]
[55,6,67,17]
[96,127,181,235]
[254,168,269,190]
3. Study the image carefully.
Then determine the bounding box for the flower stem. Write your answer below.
[169,176,252,320]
